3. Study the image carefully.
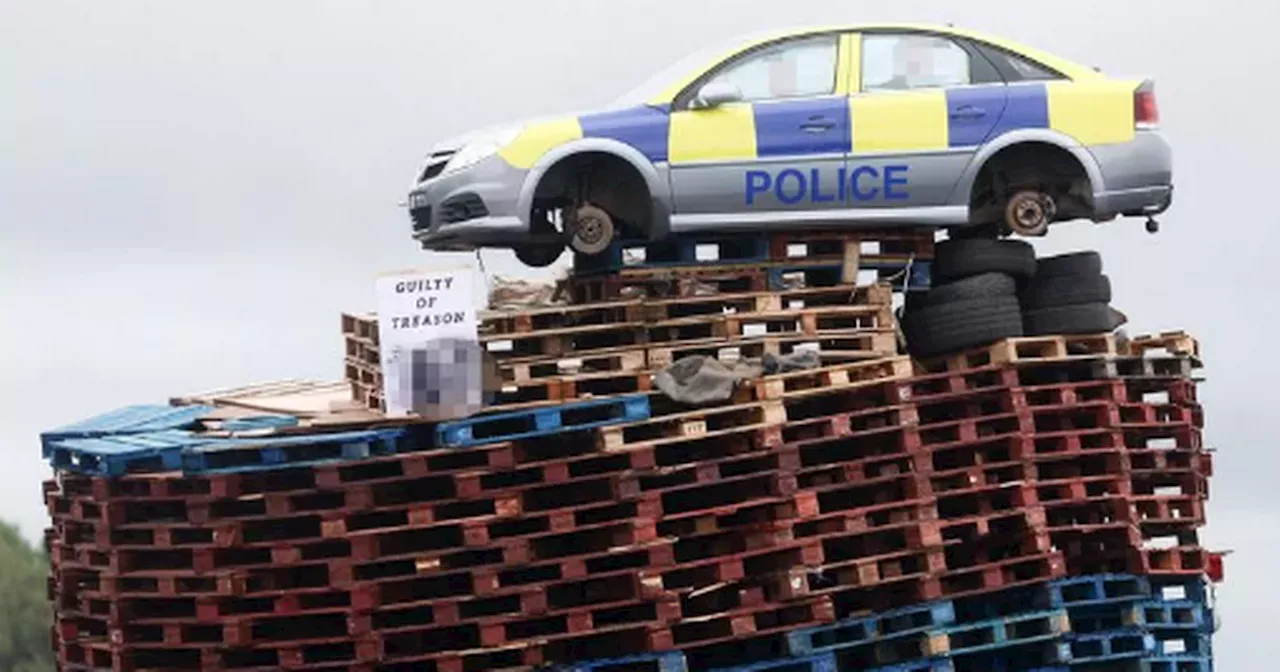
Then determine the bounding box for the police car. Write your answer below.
[406,24,1172,266]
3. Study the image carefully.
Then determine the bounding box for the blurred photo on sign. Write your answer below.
[375,267,482,419]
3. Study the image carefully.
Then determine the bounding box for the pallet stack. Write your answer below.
[40,229,1222,672]
[343,229,932,414]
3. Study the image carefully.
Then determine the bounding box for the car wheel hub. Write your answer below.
[567,204,615,255]
[577,215,605,245]
[1005,190,1053,237]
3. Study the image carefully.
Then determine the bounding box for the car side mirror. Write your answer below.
[692,81,743,109]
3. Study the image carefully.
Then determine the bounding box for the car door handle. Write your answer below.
[950,105,986,119]
[799,116,836,133]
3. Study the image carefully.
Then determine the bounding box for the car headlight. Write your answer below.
[443,125,524,175]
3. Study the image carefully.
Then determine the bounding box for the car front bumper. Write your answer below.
[1090,129,1174,217]
[406,155,530,251]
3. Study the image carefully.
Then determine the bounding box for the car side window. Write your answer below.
[969,41,1066,83]
[861,33,972,91]
[701,35,839,103]
[1003,51,1064,80]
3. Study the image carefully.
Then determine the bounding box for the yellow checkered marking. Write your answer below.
[1046,80,1136,146]
[668,103,758,163]
[851,90,948,152]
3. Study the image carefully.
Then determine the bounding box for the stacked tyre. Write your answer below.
[1019,251,1125,335]
[901,238,1037,358]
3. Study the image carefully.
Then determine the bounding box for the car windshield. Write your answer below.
[608,30,779,108]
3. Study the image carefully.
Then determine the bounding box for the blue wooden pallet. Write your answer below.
[864,660,954,672]
[1142,653,1212,672]
[1050,574,1152,610]
[787,574,1193,659]
[44,427,406,477]
[787,601,956,655]
[573,235,771,274]
[791,606,1069,669]
[550,651,687,672]
[1066,629,1157,664]
[711,653,962,672]
[210,415,303,432]
[551,575,1212,672]
[1150,633,1211,658]
[436,395,651,448]
[1023,652,1214,672]
[180,429,406,475]
[958,639,1072,671]
[942,609,1071,658]
[710,650,837,672]
[43,430,211,476]
[1124,599,1209,631]
[1147,576,1208,605]
[40,403,216,446]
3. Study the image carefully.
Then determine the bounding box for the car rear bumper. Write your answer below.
[406,155,530,250]
[1090,129,1174,217]
[1095,184,1173,218]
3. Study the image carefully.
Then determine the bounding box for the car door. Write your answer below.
[666,33,850,224]
[847,31,1009,209]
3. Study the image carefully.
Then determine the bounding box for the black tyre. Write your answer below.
[933,238,1036,284]
[1034,251,1102,278]
[1020,274,1112,310]
[902,295,1024,358]
[905,272,1018,311]
[1023,302,1123,336]
[513,242,564,267]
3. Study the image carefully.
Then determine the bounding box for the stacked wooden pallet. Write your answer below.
[38,225,1224,672]
[342,227,932,415]
[40,330,1219,672]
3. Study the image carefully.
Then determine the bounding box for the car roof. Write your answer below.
[646,23,1101,105]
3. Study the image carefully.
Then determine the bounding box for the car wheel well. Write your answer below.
[531,151,652,239]
[968,141,1094,227]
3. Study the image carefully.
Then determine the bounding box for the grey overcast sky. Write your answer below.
[2,0,1276,666]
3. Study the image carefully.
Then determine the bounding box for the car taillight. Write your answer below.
[1135,87,1159,127]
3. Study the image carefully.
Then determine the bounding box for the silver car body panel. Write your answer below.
[410,123,1172,247]
[515,137,673,238]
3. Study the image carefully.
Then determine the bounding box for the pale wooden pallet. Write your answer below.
[644,313,733,343]
[597,401,786,451]
[341,311,379,344]
[915,333,1118,374]
[647,330,899,368]
[482,321,648,359]
[754,356,914,400]
[344,334,379,366]
[479,300,642,336]
[722,304,894,339]
[636,283,892,321]
[502,349,648,383]
[490,368,655,405]
[494,321,898,376]
[639,292,780,322]
[768,228,936,262]
[776,283,893,308]
[1122,330,1201,360]
[345,357,382,388]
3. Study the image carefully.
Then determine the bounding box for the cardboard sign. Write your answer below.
[375,267,482,419]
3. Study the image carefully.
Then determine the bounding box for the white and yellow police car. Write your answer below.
[405,24,1172,266]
